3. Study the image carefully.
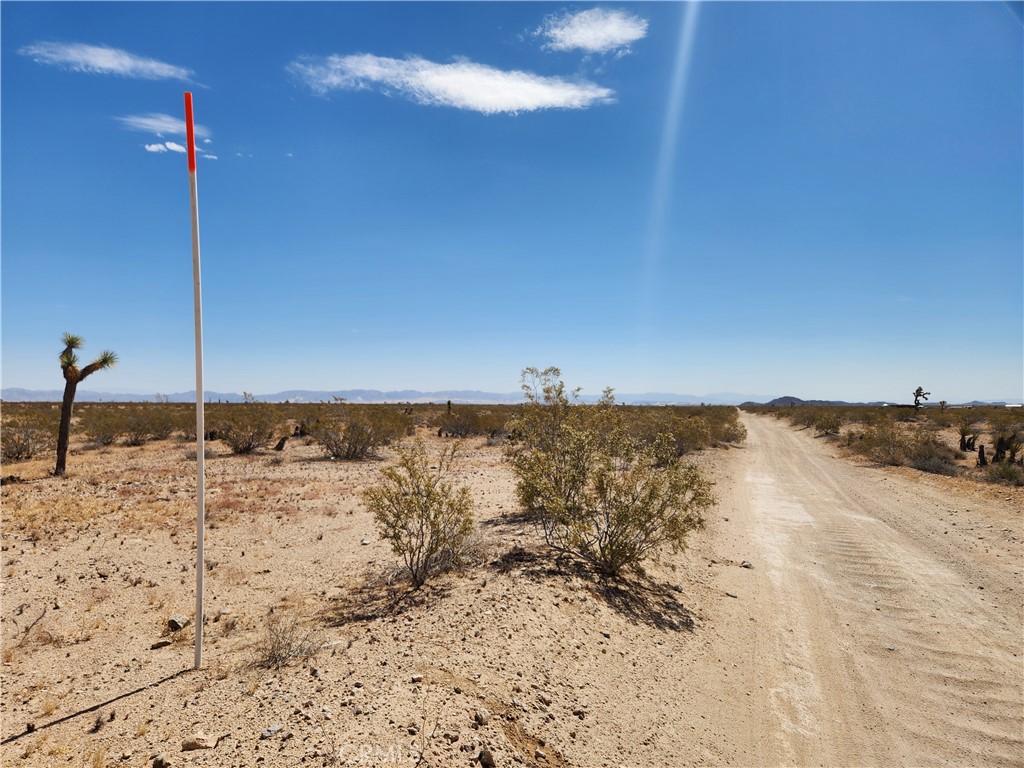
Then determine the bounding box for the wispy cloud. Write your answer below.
[144,143,169,153]
[288,54,613,114]
[19,41,193,81]
[115,113,211,140]
[539,8,648,54]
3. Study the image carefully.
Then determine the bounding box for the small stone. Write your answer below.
[538,693,551,706]
[479,749,497,767]
[259,724,285,740]
[725,592,738,599]
[740,560,753,569]
[411,674,424,683]
[407,726,418,736]
[168,615,190,632]
[600,631,610,639]
[535,748,547,760]
[474,708,491,726]
[361,539,370,546]
[150,640,172,650]
[181,732,215,751]
[152,755,171,768]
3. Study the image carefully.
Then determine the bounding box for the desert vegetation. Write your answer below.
[504,368,718,577]
[743,402,1024,485]
[54,333,117,476]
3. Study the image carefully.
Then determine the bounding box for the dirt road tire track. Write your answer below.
[707,413,1023,767]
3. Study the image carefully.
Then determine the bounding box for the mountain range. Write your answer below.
[2,387,772,406]
[2,389,1019,407]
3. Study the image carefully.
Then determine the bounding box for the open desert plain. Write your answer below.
[2,404,1022,768]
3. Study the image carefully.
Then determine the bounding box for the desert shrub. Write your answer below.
[437,407,510,438]
[849,422,960,475]
[670,415,712,454]
[814,412,843,436]
[363,439,475,588]
[121,408,155,446]
[1,410,57,461]
[79,407,123,446]
[505,368,714,578]
[907,438,961,476]
[252,612,323,669]
[311,406,409,460]
[988,461,1024,486]
[847,422,912,466]
[436,406,481,437]
[213,402,281,455]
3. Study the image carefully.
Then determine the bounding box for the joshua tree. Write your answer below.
[55,333,117,476]
[912,387,931,410]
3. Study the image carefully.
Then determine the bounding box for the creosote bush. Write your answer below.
[211,402,281,455]
[505,367,715,578]
[363,439,475,588]
[311,405,410,460]
[1,409,57,461]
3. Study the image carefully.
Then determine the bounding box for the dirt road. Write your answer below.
[700,413,1023,767]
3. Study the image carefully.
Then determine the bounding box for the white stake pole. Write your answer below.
[184,92,205,670]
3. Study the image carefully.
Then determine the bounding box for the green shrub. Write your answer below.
[505,368,714,578]
[848,422,912,466]
[363,439,475,588]
[814,412,843,436]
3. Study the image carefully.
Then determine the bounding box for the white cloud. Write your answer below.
[19,41,193,80]
[144,143,168,153]
[163,141,186,153]
[115,113,211,140]
[288,54,613,114]
[202,154,218,160]
[540,8,648,54]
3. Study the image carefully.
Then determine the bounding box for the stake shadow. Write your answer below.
[1,668,190,745]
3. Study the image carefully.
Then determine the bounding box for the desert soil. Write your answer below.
[2,413,1022,767]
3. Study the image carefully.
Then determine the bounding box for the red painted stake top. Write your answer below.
[184,92,197,173]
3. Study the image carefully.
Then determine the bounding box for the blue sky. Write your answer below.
[2,2,1021,402]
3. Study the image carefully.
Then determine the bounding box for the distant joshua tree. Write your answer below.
[55,333,117,476]
[912,387,931,411]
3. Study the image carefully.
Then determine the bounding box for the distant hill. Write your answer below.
[6,388,1017,407]
[2,388,773,406]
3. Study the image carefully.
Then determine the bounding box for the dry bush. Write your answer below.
[212,402,282,455]
[252,611,323,669]
[363,439,475,588]
[312,406,409,460]
[847,421,961,475]
[79,406,122,446]
[1,412,57,461]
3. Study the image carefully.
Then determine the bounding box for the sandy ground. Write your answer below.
[2,413,1022,767]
